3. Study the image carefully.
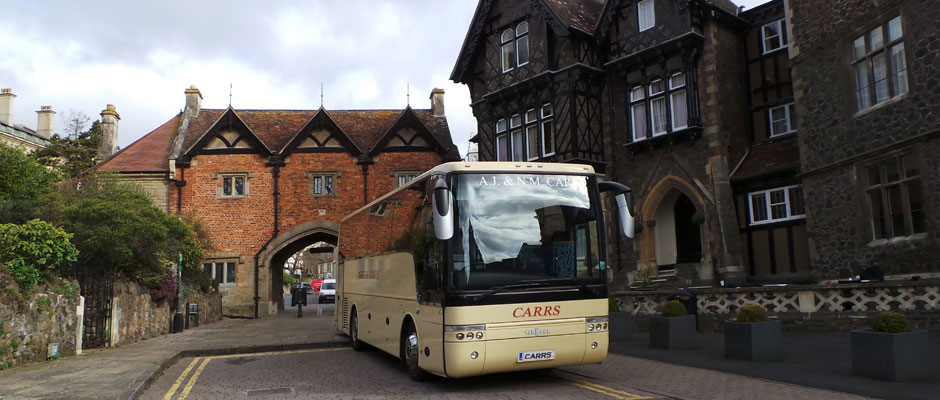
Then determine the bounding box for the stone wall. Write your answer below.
[0,281,82,370]
[110,280,171,346]
[110,280,222,346]
[615,281,940,333]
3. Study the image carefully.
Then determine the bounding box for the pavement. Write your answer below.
[609,329,940,400]
[0,302,931,400]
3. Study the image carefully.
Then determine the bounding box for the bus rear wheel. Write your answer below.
[350,311,364,351]
[401,320,427,381]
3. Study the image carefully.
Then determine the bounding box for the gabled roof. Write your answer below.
[451,0,606,83]
[280,107,363,155]
[97,115,180,173]
[101,106,459,173]
[369,107,450,155]
[184,107,275,157]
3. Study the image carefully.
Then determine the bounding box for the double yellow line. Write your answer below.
[570,380,653,400]
[161,348,346,400]
[162,357,210,400]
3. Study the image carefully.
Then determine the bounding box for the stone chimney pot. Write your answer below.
[430,88,445,117]
[36,105,56,139]
[0,88,15,126]
[184,85,202,117]
[97,104,120,162]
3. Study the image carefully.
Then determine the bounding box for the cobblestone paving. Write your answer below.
[143,347,870,400]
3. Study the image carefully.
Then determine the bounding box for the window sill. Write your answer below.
[865,232,927,247]
[853,92,909,118]
[625,126,702,154]
[218,196,248,200]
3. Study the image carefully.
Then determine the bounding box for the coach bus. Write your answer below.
[335,162,634,379]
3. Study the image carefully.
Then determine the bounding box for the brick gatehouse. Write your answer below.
[98,86,460,317]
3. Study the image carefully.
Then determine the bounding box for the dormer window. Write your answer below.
[501,21,529,73]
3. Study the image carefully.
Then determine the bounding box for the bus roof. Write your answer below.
[340,161,597,223]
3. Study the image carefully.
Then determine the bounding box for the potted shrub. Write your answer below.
[649,300,696,349]
[608,295,632,342]
[724,305,781,361]
[852,312,928,381]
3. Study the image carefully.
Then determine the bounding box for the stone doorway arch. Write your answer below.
[638,175,707,277]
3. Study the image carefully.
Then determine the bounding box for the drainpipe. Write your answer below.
[174,168,185,216]
[254,162,281,319]
[361,163,369,205]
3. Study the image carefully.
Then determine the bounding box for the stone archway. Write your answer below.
[638,175,707,277]
[258,221,340,315]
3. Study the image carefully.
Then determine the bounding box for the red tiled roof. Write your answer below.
[102,107,459,173]
[544,0,606,33]
[731,138,800,182]
[97,115,180,172]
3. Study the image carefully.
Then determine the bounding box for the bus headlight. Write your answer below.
[475,332,483,339]
[591,342,598,349]
[586,316,609,332]
[456,333,464,340]
[470,351,479,359]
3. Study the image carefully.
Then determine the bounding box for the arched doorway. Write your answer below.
[260,221,339,315]
[640,175,707,276]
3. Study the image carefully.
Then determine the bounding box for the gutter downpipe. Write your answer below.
[254,162,281,319]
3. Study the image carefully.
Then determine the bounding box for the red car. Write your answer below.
[310,279,324,294]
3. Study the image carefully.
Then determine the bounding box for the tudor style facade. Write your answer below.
[454,0,938,288]
[99,86,460,317]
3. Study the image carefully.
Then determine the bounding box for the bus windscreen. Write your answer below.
[451,174,604,291]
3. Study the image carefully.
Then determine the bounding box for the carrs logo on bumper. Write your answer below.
[517,350,555,362]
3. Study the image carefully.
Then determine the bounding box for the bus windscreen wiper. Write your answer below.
[472,280,555,301]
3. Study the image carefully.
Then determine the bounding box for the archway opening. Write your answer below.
[653,191,702,272]
[268,231,337,311]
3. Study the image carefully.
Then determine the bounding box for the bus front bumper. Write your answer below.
[443,332,608,378]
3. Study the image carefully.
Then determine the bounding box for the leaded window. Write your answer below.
[218,173,248,198]
[864,153,926,240]
[203,261,236,284]
[853,16,907,110]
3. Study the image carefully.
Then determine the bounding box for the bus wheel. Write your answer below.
[402,321,427,381]
[351,311,364,351]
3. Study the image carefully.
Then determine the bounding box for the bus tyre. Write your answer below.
[402,321,427,381]
[350,311,365,351]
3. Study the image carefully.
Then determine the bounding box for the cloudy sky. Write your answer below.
[1,0,769,158]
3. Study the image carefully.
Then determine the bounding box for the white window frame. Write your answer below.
[524,108,539,161]
[630,86,647,141]
[768,102,796,137]
[761,19,789,54]
[218,172,248,199]
[516,21,529,68]
[853,16,907,111]
[648,79,667,136]
[540,103,555,157]
[748,185,805,225]
[500,29,515,73]
[495,118,508,161]
[203,260,236,285]
[638,0,655,32]
[668,73,688,131]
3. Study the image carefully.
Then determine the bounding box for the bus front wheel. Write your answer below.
[401,320,427,381]
[350,311,364,351]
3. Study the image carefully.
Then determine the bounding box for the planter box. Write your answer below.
[851,329,929,381]
[724,320,781,361]
[649,315,696,349]
[609,311,633,342]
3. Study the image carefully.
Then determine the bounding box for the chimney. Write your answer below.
[430,88,445,117]
[96,104,120,161]
[36,106,55,139]
[184,85,202,117]
[0,88,15,126]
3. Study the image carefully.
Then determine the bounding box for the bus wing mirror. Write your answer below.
[599,181,635,239]
[432,180,454,240]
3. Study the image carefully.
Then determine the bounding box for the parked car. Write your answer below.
[318,279,336,303]
[310,279,324,294]
[301,283,313,293]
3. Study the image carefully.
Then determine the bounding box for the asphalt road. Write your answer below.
[141,347,661,400]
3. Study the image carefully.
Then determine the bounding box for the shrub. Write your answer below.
[736,305,768,323]
[661,300,687,317]
[283,273,298,285]
[0,219,79,292]
[149,271,178,302]
[871,312,909,333]
[0,143,57,224]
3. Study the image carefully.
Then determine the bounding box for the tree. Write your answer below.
[46,174,207,288]
[31,119,102,179]
[0,143,57,224]
[60,109,91,139]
